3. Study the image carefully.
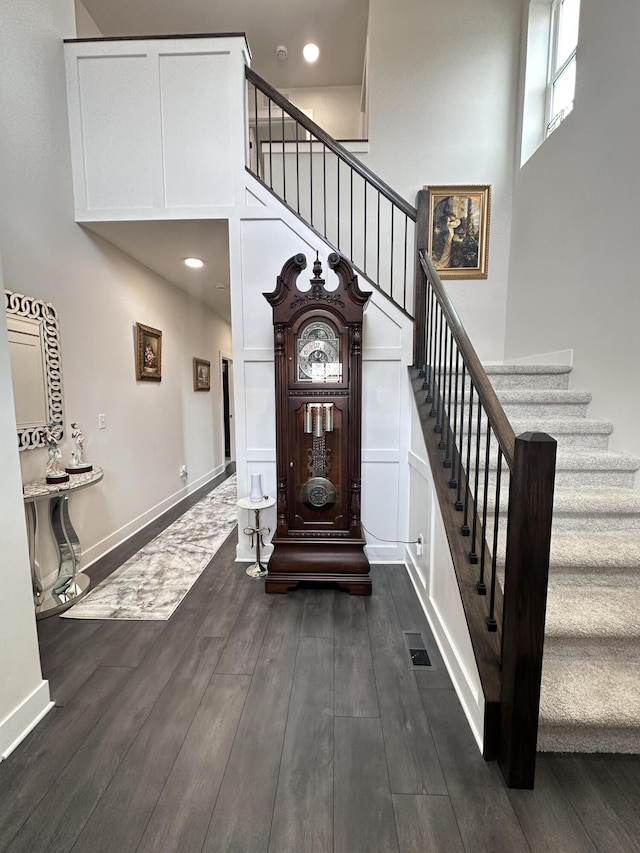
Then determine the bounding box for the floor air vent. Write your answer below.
[409,648,431,667]
[403,632,435,669]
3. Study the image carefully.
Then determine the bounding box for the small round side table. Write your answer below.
[237,495,276,578]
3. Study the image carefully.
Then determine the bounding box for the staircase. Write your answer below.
[245,67,640,767]
[486,364,640,753]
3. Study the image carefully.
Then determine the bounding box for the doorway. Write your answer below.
[221,355,234,463]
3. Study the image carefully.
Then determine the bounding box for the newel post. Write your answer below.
[499,431,557,789]
[412,190,430,369]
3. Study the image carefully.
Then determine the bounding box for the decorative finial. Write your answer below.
[312,251,323,280]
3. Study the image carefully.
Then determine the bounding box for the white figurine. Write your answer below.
[71,422,85,467]
[66,421,92,474]
[43,424,66,480]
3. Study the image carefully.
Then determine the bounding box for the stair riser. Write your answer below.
[482,469,636,491]
[543,637,640,662]
[436,401,590,420]
[488,373,570,391]
[548,432,612,450]
[498,562,640,584]
[491,508,640,531]
[433,423,612,452]
[537,726,640,753]
[551,515,640,532]
[501,402,589,419]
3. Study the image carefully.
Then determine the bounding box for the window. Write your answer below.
[546,0,580,137]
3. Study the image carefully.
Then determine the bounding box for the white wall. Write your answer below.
[74,0,102,37]
[1,0,231,607]
[506,0,640,459]
[11,230,233,586]
[0,251,53,760]
[285,86,364,139]
[231,177,414,564]
[65,36,250,220]
[362,0,522,362]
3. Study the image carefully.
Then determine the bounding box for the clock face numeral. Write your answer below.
[296,319,342,382]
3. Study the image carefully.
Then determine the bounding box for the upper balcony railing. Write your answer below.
[246,67,416,317]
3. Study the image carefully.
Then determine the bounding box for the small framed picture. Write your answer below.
[193,357,211,391]
[425,185,491,279]
[135,323,162,381]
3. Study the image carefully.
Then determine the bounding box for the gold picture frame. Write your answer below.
[425,185,491,279]
[193,357,211,391]
[135,323,162,381]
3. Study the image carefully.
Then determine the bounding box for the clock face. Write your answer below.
[296,319,342,382]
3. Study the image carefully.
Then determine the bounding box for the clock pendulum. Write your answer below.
[301,402,336,509]
[263,251,371,595]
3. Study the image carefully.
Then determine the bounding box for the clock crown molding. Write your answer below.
[264,252,370,322]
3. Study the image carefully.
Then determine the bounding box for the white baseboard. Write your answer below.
[82,465,225,569]
[365,543,405,562]
[404,550,485,753]
[0,681,53,762]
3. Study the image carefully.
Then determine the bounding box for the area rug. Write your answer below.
[62,474,238,620]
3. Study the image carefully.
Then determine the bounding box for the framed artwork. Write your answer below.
[193,357,211,391]
[425,185,491,279]
[135,323,162,381]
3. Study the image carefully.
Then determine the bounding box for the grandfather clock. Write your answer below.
[264,251,371,595]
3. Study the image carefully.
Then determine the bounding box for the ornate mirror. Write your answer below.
[4,290,64,450]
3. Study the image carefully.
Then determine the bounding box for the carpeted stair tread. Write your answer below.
[538,659,640,752]
[545,584,640,638]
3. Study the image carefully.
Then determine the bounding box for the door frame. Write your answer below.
[219,351,235,463]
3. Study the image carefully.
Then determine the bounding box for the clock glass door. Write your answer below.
[289,397,348,531]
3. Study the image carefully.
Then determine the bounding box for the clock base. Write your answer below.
[265,539,371,596]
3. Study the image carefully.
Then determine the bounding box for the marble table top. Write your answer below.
[23,466,103,502]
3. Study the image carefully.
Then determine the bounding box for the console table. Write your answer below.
[23,467,103,618]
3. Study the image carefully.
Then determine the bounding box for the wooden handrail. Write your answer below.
[246,67,417,222]
[419,250,516,469]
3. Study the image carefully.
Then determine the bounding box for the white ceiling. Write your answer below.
[81,0,369,89]
[77,0,369,321]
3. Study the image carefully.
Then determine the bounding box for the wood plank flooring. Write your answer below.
[2,492,640,851]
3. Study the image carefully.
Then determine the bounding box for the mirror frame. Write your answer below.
[5,289,65,451]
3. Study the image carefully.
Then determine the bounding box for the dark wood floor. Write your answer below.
[2,489,640,851]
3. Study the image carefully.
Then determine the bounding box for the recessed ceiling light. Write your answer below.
[303,43,320,63]
[184,257,204,269]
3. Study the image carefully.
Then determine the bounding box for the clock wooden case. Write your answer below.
[264,251,371,595]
